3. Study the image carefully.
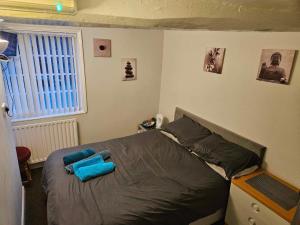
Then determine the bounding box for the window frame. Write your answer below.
[0,23,87,122]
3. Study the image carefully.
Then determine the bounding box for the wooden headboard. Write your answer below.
[174,107,266,162]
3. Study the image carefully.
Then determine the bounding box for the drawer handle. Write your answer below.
[251,202,260,213]
[248,217,256,225]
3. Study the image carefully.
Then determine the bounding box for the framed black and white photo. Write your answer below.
[257,49,296,85]
[203,48,225,74]
[121,58,137,81]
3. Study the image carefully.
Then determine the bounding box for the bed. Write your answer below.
[42,107,266,225]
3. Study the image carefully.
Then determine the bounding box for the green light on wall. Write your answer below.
[56,2,63,13]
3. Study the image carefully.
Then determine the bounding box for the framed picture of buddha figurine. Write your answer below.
[121,58,137,81]
[257,49,296,85]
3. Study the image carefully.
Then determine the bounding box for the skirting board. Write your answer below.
[22,186,25,225]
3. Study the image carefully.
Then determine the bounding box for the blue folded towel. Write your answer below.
[65,150,111,174]
[63,149,95,166]
[75,162,116,182]
[69,154,104,174]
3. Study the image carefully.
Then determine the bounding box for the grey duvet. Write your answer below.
[42,130,229,225]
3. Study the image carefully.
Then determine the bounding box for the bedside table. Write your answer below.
[137,124,155,133]
[225,171,299,225]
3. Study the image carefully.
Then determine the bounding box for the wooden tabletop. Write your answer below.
[232,170,299,223]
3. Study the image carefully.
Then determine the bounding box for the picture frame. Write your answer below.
[121,58,137,81]
[93,39,111,57]
[203,47,226,74]
[257,49,296,85]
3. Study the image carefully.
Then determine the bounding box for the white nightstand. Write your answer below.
[225,171,299,225]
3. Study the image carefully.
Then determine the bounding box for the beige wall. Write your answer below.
[77,27,163,143]
[15,27,163,144]
[159,30,300,187]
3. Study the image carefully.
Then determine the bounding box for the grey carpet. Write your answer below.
[25,168,47,225]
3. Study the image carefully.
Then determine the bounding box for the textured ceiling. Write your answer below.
[1,0,300,31]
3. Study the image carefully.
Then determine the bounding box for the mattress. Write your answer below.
[42,130,229,225]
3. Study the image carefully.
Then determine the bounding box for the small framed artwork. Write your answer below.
[94,39,111,57]
[121,58,137,81]
[203,48,226,74]
[257,49,296,84]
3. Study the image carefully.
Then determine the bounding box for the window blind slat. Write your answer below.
[56,37,69,113]
[31,35,47,113]
[23,34,42,115]
[14,51,29,116]
[18,34,37,116]
[50,36,63,113]
[62,37,74,112]
[1,62,13,114]
[7,63,17,115]
[37,35,52,113]
[69,37,78,111]
[8,61,23,117]
[44,35,58,113]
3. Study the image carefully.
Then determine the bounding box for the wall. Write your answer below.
[77,27,163,143]
[14,27,163,145]
[159,30,300,187]
[0,68,22,225]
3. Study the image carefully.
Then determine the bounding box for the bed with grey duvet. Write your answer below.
[42,107,265,225]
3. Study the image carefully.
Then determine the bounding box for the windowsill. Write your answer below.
[11,110,87,123]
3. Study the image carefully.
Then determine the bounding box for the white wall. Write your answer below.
[0,69,22,225]
[77,27,163,143]
[159,30,300,187]
[14,27,163,145]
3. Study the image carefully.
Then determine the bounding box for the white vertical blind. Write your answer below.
[56,36,68,113]
[0,32,82,120]
[23,34,41,115]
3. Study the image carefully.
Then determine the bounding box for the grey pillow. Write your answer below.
[190,133,261,179]
[162,115,212,147]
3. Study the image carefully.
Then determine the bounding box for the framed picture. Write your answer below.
[257,49,296,84]
[121,58,137,81]
[203,48,225,74]
[94,39,111,57]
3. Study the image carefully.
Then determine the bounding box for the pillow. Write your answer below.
[189,133,261,179]
[160,130,181,144]
[191,151,258,180]
[162,116,212,147]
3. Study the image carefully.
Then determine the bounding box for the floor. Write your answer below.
[25,168,47,225]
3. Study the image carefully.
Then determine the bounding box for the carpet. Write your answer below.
[25,168,47,225]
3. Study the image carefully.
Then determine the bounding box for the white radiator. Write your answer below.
[13,119,78,164]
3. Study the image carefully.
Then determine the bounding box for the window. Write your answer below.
[0,27,86,121]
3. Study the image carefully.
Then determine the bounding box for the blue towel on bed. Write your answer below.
[74,162,116,182]
[65,154,104,174]
[65,150,111,174]
[63,149,96,166]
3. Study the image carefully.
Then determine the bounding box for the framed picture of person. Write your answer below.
[257,49,296,85]
[203,48,226,74]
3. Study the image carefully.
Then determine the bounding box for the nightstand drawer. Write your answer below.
[226,184,290,225]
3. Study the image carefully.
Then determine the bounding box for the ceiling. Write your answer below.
[1,0,300,31]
